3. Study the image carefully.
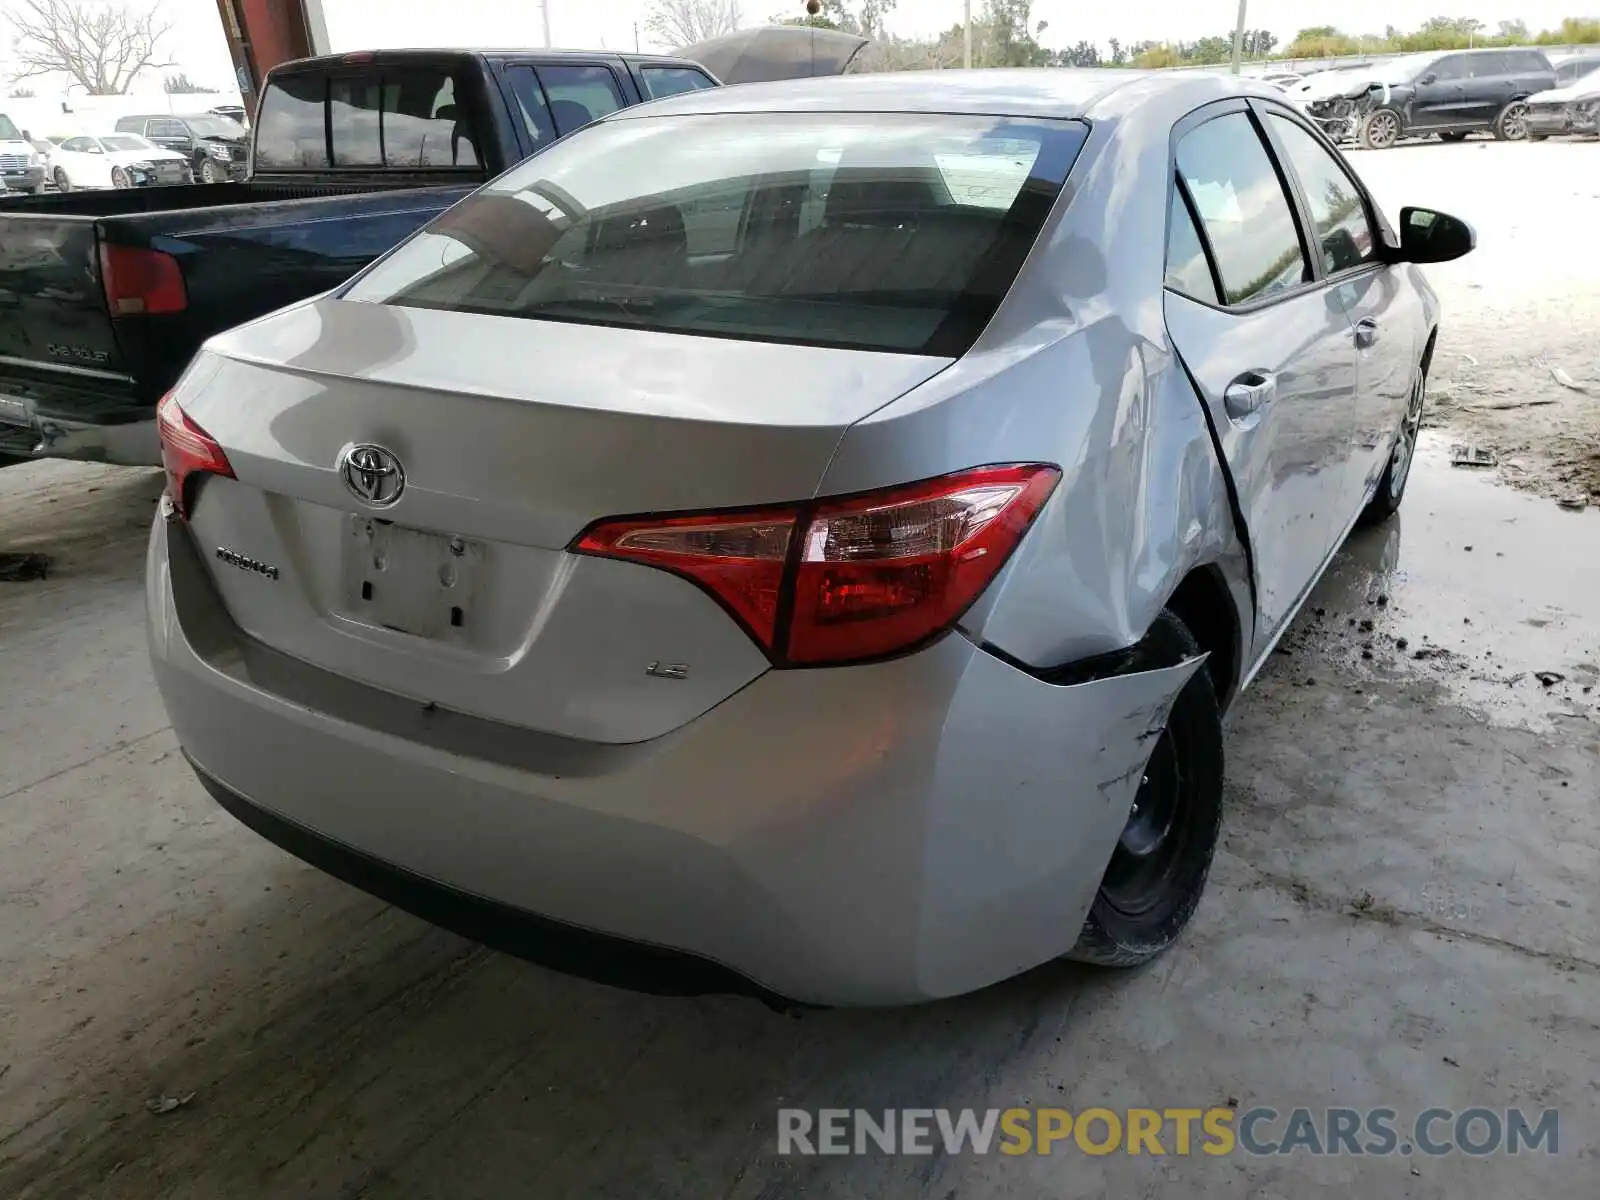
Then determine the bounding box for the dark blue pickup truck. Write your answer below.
[0,48,718,466]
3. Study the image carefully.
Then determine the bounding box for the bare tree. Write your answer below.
[645,0,743,50]
[7,0,175,95]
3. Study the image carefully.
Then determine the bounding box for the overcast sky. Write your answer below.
[1,0,1588,93]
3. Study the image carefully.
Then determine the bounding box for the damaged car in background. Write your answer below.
[1525,54,1600,138]
[1298,46,1555,148]
[147,70,1473,1007]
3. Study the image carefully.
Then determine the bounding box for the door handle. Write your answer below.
[1224,370,1277,420]
[1354,317,1380,349]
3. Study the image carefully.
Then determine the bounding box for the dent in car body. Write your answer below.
[821,76,1254,685]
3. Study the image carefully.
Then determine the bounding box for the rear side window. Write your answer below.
[148,119,186,138]
[639,66,716,100]
[1176,112,1309,306]
[1466,53,1510,78]
[345,111,1088,357]
[538,65,625,134]
[256,67,482,171]
[1430,56,1467,81]
[1165,187,1218,303]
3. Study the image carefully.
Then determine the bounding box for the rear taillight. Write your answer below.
[157,393,233,518]
[99,243,188,316]
[574,464,1059,667]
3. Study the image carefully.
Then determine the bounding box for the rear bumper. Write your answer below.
[148,515,1199,1006]
[0,371,159,465]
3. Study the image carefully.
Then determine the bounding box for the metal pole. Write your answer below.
[1230,0,1248,74]
[542,0,553,48]
[963,0,972,68]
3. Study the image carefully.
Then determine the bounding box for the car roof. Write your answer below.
[270,47,704,74]
[608,68,1253,121]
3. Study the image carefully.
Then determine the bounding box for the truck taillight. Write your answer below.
[574,465,1060,666]
[157,393,233,518]
[99,243,188,316]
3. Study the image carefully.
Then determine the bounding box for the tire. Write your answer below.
[1493,101,1530,141]
[1359,107,1403,150]
[1438,131,1468,143]
[199,158,224,184]
[1360,364,1427,525]
[1068,612,1224,968]
[53,167,70,192]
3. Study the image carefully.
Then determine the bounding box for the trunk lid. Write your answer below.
[179,297,950,743]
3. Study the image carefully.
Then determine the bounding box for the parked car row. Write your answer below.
[1291,46,1600,148]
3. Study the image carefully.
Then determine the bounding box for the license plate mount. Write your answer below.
[342,517,481,640]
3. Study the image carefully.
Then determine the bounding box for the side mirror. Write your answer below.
[1398,206,1475,264]
[22,128,32,140]
[1419,73,1437,85]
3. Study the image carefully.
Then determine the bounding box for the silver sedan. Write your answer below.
[146,69,1473,1007]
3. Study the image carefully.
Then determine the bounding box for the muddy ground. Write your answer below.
[1353,140,1600,505]
[1,140,1597,1198]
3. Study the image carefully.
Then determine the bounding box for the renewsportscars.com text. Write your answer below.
[777,1106,1559,1158]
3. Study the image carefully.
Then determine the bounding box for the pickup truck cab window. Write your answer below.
[255,72,331,169]
[639,66,717,99]
[538,65,626,134]
[505,66,559,148]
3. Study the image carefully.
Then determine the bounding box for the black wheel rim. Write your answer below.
[1390,373,1426,500]
[1101,728,1189,918]
[1502,104,1528,139]
[1370,112,1398,147]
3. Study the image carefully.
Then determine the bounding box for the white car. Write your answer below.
[49,133,193,192]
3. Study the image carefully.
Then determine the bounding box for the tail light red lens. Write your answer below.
[574,464,1059,667]
[99,243,188,316]
[156,393,233,518]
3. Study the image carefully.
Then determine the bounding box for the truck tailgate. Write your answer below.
[0,214,121,374]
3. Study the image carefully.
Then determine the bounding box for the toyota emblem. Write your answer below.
[339,443,405,507]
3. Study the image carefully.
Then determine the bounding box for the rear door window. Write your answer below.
[638,66,717,99]
[537,65,626,134]
[148,119,187,139]
[1175,112,1310,306]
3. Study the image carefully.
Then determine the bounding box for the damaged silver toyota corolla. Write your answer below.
[146,69,1474,1007]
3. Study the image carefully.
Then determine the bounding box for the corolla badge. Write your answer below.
[339,443,405,507]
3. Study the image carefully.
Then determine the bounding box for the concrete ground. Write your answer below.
[1,141,1597,1198]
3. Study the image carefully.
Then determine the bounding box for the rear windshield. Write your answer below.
[344,112,1086,356]
[255,66,481,171]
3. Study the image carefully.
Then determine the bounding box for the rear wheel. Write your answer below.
[1493,101,1530,141]
[1361,366,1427,525]
[1069,612,1224,968]
[1359,108,1402,150]
[53,167,70,192]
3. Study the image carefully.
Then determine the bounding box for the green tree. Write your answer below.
[1108,36,1126,65]
[1054,39,1100,67]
